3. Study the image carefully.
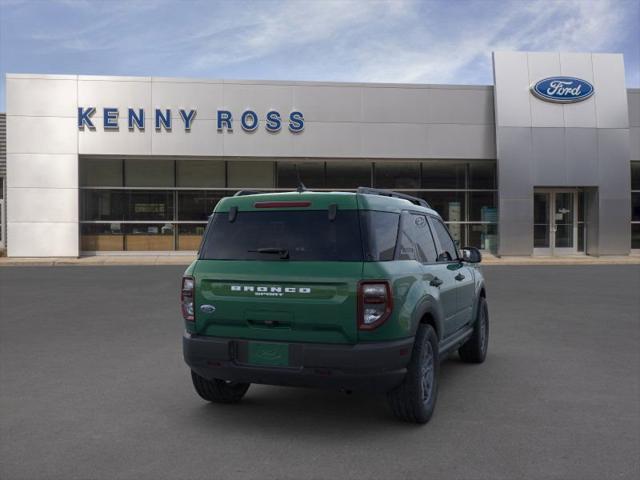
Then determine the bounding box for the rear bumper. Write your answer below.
[183,333,414,393]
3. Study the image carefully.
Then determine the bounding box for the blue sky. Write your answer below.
[0,0,639,111]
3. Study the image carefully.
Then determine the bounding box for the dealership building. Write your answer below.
[1,51,639,257]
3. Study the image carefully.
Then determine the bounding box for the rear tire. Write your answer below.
[387,324,439,424]
[191,370,250,404]
[459,296,489,363]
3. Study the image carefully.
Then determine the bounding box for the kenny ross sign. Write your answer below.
[77,107,304,133]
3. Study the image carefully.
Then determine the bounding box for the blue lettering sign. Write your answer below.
[78,107,96,129]
[531,77,594,103]
[179,109,197,130]
[128,108,145,130]
[103,108,119,129]
[288,111,304,133]
[217,110,233,131]
[241,110,259,132]
[155,109,172,130]
[265,110,281,132]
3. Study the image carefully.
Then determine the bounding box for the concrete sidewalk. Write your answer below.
[1,253,639,266]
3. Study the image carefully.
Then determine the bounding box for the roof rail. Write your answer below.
[356,187,431,209]
[233,190,264,197]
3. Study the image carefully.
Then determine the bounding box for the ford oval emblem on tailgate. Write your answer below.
[200,304,216,313]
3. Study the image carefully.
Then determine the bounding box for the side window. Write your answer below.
[430,217,458,262]
[361,211,400,261]
[398,213,438,263]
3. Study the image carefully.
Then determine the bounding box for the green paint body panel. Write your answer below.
[185,191,484,347]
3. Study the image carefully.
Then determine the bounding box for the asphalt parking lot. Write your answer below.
[1,265,639,480]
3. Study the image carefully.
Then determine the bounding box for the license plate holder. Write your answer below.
[247,342,289,367]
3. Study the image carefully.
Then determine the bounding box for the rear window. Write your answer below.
[200,210,363,261]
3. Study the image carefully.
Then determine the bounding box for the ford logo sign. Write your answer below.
[531,77,594,103]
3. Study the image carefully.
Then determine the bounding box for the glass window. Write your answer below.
[123,223,174,251]
[374,162,420,189]
[80,158,123,186]
[468,224,497,251]
[468,162,496,189]
[81,190,127,221]
[125,159,174,187]
[128,190,174,221]
[430,217,459,261]
[200,210,363,261]
[419,191,464,222]
[177,224,207,251]
[632,162,640,191]
[227,161,274,188]
[80,223,124,251]
[446,222,465,247]
[401,213,438,263]
[469,191,497,222]
[360,211,399,261]
[176,160,225,188]
[421,162,465,189]
[325,161,371,189]
[632,224,640,249]
[178,191,227,221]
[632,192,640,222]
[277,162,325,188]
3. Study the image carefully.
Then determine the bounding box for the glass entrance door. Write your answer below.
[533,190,578,255]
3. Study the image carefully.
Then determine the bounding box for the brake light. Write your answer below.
[358,281,393,330]
[254,201,311,208]
[181,276,195,322]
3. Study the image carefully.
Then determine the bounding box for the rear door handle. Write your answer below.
[430,277,443,287]
[455,273,465,281]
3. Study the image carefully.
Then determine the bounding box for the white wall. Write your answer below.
[6,75,79,257]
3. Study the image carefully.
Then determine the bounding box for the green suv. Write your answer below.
[182,188,488,423]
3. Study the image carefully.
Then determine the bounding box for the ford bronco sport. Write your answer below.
[182,187,488,423]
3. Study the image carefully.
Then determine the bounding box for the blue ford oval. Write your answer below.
[531,77,594,103]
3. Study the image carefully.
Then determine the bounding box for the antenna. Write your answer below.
[294,164,307,193]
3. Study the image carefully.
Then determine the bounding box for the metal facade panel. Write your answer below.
[7,187,78,223]
[630,127,640,161]
[592,54,629,129]
[426,88,494,125]
[7,154,78,189]
[492,51,532,127]
[7,116,77,155]
[531,127,567,185]
[498,197,534,255]
[495,126,534,199]
[6,77,77,118]
[292,85,361,123]
[628,90,640,127]
[597,129,631,199]
[151,81,223,120]
[565,128,599,185]
[151,119,223,157]
[560,53,597,128]
[427,124,495,158]
[79,118,152,156]
[527,52,564,128]
[222,83,294,120]
[78,78,152,118]
[7,222,79,257]
[361,87,429,124]
[597,198,631,254]
[360,123,428,158]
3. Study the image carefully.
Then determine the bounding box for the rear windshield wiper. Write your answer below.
[248,247,290,260]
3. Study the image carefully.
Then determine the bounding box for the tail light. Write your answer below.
[358,281,393,330]
[181,276,195,322]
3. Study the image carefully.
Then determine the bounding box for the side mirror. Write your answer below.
[461,246,482,263]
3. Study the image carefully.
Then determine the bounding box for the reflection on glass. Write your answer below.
[534,225,550,248]
[123,223,174,251]
[374,162,420,189]
[277,162,325,188]
[80,223,124,251]
[554,192,574,249]
[469,192,496,221]
[178,224,207,251]
[418,191,464,222]
[178,191,226,221]
[125,160,174,187]
[421,162,465,189]
[325,161,371,189]
[468,162,496,189]
[632,224,640,249]
[468,224,497,251]
[176,161,225,188]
